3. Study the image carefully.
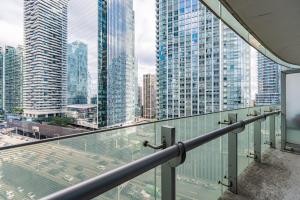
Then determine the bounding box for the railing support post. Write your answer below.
[269,114,276,149]
[254,113,262,163]
[161,126,176,200]
[228,113,238,194]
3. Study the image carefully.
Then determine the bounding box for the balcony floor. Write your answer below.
[220,148,300,200]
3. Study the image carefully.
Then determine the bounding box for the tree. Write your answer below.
[48,116,75,127]
[12,107,24,115]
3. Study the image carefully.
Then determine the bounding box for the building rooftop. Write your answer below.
[0,133,35,147]
[66,104,97,109]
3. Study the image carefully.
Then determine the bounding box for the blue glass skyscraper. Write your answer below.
[67,41,88,105]
[256,53,281,105]
[156,0,251,120]
[222,25,251,110]
[98,0,136,127]
[4,46,23,112]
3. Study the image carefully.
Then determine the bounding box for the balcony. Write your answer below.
[2,0,300,199]
[0,106,283,199]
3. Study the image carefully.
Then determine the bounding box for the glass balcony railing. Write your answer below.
[0,106,280,200]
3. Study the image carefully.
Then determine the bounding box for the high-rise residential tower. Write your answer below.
[143,74,156,119]
[4,46,23,112]
[222,25,251,110]
[156,1,251,120]
[0,47,3,110]
[67,41,88,105]
[23,0,68,118]
[256,54,281,105]
[156,2,221,119]
[98,0,136,127]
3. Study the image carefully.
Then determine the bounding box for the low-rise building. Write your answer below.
[66,104,97,129]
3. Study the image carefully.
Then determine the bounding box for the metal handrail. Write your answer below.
[41,110,280,200]
[0,106,277,151]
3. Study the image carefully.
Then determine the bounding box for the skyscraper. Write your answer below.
[222,25,251,110]
[156,2,221,119]
[137,86,143,117]
[143,74,156,119]
[256,53,281,105]
[156,0,251,120]
[4,46,23,112]
[23,0,68,118]
[98,0,136,127]
[67,41,88,105]
[0,47,3,110]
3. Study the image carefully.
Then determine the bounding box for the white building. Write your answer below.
[23,0,69,118]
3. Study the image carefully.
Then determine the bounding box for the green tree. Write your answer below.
[12,107,24,114]
[48,116,75,127]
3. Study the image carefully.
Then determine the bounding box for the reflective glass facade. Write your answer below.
[156,0,251,120]
[4,46,23,112]
[156,1,221,119]
[98,0,136,127]
[256,53,281,105]
[0,47,3,110]
[222,25,251,110]
[67,41,88,105]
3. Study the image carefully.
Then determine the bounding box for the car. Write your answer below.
[64,174,74,182]
[27,192,36,200]
[6,191,14,200]
[17,187,24,193]
[96,165,106,171]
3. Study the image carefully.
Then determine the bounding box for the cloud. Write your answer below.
[0,0,23,47]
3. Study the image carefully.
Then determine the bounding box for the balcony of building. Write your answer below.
[0,105,284,200]
[2,0,300,200]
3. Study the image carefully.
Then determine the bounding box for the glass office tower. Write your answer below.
[156,0,251,120]
[156,1,221,119]
[0,47,3,110]
[23,0,68,118]
[256,53,281,105]
[4,46,23,113]
[222,25,251,110]
[98,0,136,127]
[67,41,88,105]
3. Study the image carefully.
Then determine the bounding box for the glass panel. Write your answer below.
[276,114,281,147]
[155,112,225,199]
[96,169,158,200]
[237,108,250,175]
[260,107,268,153]
[0,123,157,199]
[286,73,300,145]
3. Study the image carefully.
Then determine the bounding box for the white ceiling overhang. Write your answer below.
[220,0,300,65]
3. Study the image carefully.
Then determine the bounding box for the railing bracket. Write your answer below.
[168,142,186,167]
[143,139,166,150]
[218,120,230,125]
[218,180,232,188]
[264,141,272,146]
[247,152,257,159]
